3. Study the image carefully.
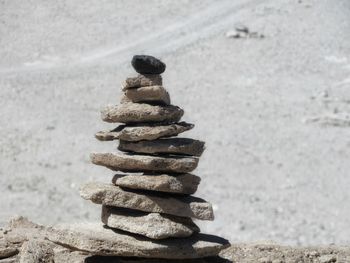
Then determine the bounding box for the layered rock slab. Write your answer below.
[95,122,194,142]
[80,182,214,220]
[47,223,228,259]
[122,74,162,90]
[124,86,170,105]
[84,256,229,263]
[101,103,183,124]
[119,138,205,157]
[91,153,198,173]
[101,206,199,239]
[112,173,201,194]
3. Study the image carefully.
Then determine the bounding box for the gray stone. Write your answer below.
[101,206,199,239]
[95,122,194,142]
[0,216,47,259]
[80,182,214,220]
[319,255,337,263]
[124,86,170,105]
[120,93,132,104]
[101,103,183,124]
[112,173,201,194]
[118,138,205,157]
[84,256,229,262]
[122,74,162,90]
[91,153,199,173]
[0,256,18,262]
[47,222,228,259]
[19,239,54,263]
[0,240,17,259]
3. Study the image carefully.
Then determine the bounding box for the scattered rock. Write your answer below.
[124,86,170,105]
[235,23,249,34]
[0,242,17,259]
[101,103,184,124]
[131,55,166,74]
[80,182,214,220]
[0,256,18,262]
[122,74,162,90]
[19,239,54,263]
[226,24,264,39]
[112,173,201,194]
[101,206,199,239]
[319,254,337,263]
[118,138,205,157]
[47,223,228,258]
[95,122,194,142]
[90,153,199,173]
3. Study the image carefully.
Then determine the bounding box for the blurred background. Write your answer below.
[1,0,350,246]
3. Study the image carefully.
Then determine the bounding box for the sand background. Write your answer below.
[1,0,350,245]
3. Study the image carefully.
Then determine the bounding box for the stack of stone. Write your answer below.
[48,55,229,262]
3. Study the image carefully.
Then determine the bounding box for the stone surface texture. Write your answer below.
[47,223,228,259]
[19,239,54,263]
[101,103,184,124]
[4,216,350,263]
[124,86,170,105]
[122,74,162,90]
[91,153,199,173]
[95,122,194,142]
[101,206,199,239]
[131,55,166,74]
[112,173,201,194]
[80,182,214,220]
[118,138,205,157]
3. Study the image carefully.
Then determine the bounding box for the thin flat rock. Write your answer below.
[47,222,228,258]
[80,182,214,220]
[112,173,201,194]
[95,122,194,142]
[124,86,170,105]
[91,153,198,173]
[101,206,199,239]
[101,103,183,124]
[122,74,162,90]
[118,138,205,157]
[84,256,229,263]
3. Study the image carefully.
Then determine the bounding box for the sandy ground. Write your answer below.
[0,0,350,246]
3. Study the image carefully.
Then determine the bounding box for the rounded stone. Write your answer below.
[131,55,166,74]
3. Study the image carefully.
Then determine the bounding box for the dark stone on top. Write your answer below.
[131,55,166,74]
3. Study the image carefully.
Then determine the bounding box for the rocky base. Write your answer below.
[1,217,349,263]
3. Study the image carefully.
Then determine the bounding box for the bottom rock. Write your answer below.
[47,223,229,259]
[84,255,230,262]
[101,206,199,239]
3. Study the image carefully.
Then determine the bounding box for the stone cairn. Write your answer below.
[48,55,229,262]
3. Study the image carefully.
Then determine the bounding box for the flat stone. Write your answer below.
[122,74,162,90]
[80,182,214,220]
[101,103,183,124]
[0,256,18,262]
[124,86,170,105]
[118,138,205,157]
[84,256,229,263]
[0,241,17,259]
[112,173,201,194]
[95,122,194,142]
[47,222,228,258]
[91,153,199,173]
[101,206,199,239]
[131,55,166,74]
